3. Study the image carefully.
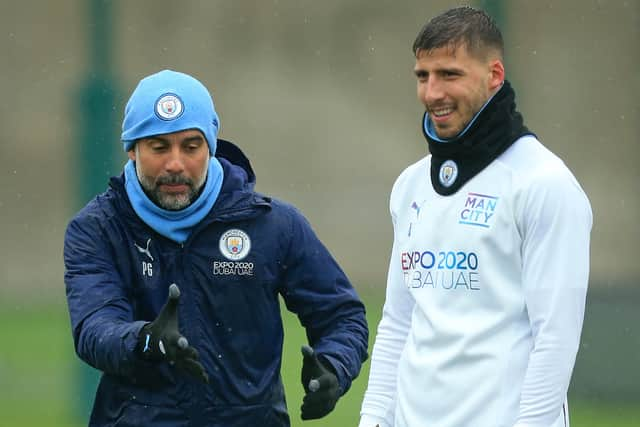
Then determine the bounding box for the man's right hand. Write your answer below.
[300,345,341,419]
[137,283,209,384]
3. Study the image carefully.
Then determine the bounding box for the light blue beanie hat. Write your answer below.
[121,70,220,155]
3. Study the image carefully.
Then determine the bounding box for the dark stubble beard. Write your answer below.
[136,164,208,211]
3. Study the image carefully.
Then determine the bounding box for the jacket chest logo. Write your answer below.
[214,229,254,276]
[408,199,427,237]
[219,229,251,260]
[134,238,154,261]
[459,192,499,228]
[134,238,154,277]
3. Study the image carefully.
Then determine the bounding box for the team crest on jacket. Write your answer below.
[155,93,184,120]
[219,229,251,260]
[439,160,458,187]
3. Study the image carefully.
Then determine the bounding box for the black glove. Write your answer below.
[300,345,341,420]
[137,283,209,384]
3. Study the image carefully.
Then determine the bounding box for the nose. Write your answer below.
[165,147,185,174]
[423,77,445,106]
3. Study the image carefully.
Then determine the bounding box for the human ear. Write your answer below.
[488,59,505,90]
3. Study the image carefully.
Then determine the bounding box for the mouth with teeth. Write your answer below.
[430,106,454,121]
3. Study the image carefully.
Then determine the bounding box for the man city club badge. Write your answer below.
[155,93,184,120]
[219,229,251,260]
[439,159,458,188]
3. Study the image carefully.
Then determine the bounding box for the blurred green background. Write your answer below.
[1,0,638,425]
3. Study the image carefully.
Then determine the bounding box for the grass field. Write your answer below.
[0,296,638,426]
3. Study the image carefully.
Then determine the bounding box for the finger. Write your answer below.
[308,379,320,392]
[177,357,210,384]
[177,357,205,377]
[177,336,189,349]
[301,406,323,420]
[314,373,337,390]
[165,283,181,314]
[160,332,187,362]
[156,284,181,325]
[303,392,335,411]
[301,345,314,359]
[301,395,332,420]
[301,345,325,373]
[302,403,323,420]
[302,391,327,406]
[176,343,199,360]
[168,283,181,299]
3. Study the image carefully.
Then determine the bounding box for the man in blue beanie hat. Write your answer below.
[64,69,368,427]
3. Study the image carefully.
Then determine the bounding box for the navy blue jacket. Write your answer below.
[64,140,368,427]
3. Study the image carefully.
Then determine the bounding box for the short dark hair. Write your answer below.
[412,6,504,60]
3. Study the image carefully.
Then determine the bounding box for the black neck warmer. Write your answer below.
[423,80,534,196]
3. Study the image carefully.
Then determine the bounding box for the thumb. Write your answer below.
[160,283,181,321]
[301,345,323,371]
[152,284,181,333]
[301,344,315,359]
[301,345,327,388]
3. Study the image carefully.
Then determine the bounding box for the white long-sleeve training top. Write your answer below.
[359,136,592,427]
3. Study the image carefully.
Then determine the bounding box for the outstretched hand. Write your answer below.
[138,283,209,384]
[300,345,341,420]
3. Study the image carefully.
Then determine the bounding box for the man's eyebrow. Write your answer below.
[146,136,170,144]
[182,135,206,144]
[183,135,204,142]
[144,134,205,144]
[440,66,464,73]
[414,66,464,76]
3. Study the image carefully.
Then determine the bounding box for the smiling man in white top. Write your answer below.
[358,6,592,427]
